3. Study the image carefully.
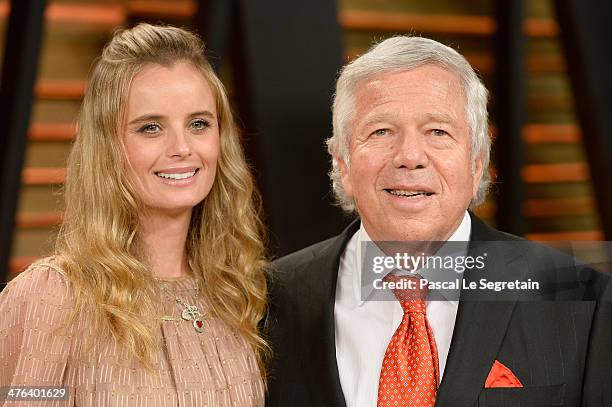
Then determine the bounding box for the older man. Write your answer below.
[266,36,611,407]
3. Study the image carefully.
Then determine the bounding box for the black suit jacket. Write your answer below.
[265,214,612,407]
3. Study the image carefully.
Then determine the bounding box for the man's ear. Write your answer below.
[336,156,353,198]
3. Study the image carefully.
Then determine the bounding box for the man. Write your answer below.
[266,36,611,407]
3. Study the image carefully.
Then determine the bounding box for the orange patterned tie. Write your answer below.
[377,274,440,407]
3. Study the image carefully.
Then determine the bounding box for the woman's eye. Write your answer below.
[190,119,210,131]
[139,123,161,134]
[372,129,389,137]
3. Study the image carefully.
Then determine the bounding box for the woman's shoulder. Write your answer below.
[1,256,74,310]
[0,257,77,388]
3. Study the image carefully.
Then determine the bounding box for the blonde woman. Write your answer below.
[0,24,268,405]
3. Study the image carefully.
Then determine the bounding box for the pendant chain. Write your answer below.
[159,281,206,334]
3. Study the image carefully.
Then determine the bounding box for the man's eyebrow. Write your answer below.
[421,113,457,125]
[127,110,216,125]
[360,112,458,129]
[360,112,398,128]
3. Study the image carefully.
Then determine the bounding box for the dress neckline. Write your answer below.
[154,274,194,282]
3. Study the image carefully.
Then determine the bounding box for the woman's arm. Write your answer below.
[0,261,74,391]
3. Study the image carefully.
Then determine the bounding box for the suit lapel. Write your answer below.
[436,214,522,407]
[297,214,523,407]
[301,219,359,407]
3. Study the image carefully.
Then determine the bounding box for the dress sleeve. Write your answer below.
[0,261,74,390]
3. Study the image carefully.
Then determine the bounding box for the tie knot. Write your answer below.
[383,273,428,314]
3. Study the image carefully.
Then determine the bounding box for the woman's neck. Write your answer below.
[138,210,192,279]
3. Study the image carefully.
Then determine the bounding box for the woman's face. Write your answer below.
[123,62,220,218]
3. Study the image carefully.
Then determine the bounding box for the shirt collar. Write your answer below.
[352,211,472,306]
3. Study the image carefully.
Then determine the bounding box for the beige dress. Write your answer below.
[0,259,264,406]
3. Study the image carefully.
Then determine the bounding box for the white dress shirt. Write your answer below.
[334,211,471,407]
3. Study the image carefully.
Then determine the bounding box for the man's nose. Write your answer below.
[391,131,429,169]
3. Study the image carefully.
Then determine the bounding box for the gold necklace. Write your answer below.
[159,282,205,333]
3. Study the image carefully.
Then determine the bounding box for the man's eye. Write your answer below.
[139,123,161,133]
[372,129,389,137]
[431,129,448,137]
[190,119,211,131]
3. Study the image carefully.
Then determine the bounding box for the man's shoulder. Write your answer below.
[470,213,524,243]
[478,218,579,266]
[269,217,360,275]
[476,216,610,298]
[270,235,341,273]
[471,214,575,264]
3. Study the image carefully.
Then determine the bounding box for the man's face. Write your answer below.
[338,65,483,242]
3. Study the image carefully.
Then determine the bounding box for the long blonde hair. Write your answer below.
[55,23,269,373]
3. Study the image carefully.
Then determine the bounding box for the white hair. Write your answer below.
[327,36,491,212]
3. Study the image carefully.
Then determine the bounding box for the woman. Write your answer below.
[0,24,268,405]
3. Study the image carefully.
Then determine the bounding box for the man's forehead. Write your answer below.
[358,65,462,92]
[353,68,466,124]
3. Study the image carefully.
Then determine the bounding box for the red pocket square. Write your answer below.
[485,360,523,388]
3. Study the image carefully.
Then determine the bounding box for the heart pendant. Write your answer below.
[193,319,205,333]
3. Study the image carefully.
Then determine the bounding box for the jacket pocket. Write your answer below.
[477,383,566,407]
